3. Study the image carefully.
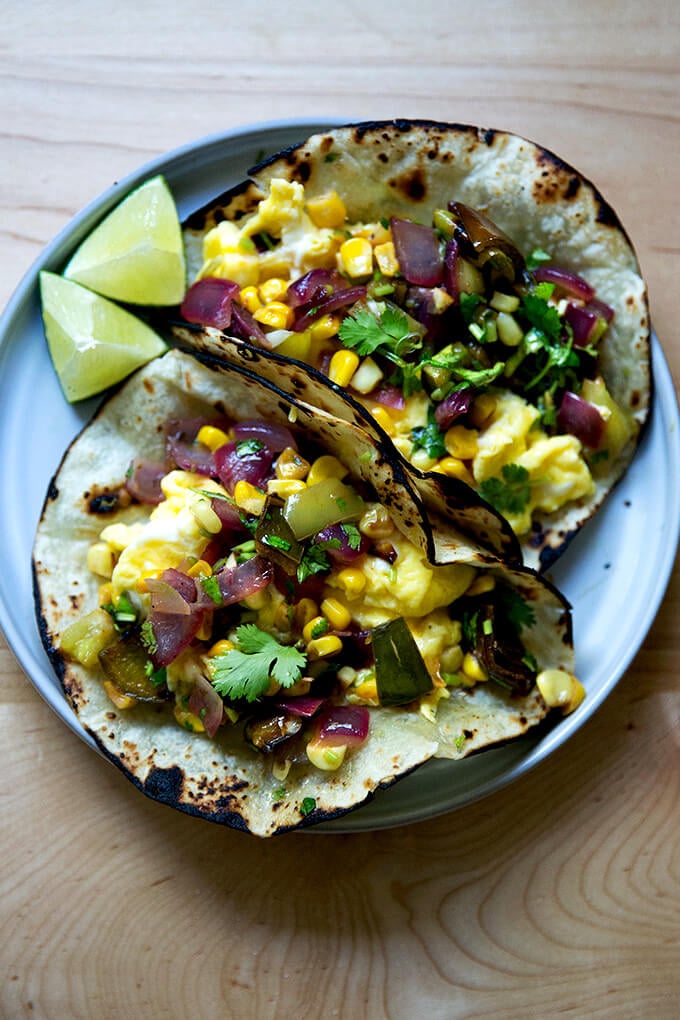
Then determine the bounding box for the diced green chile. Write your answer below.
[373,617,434,707]
[255,495,304,574]
[473,600,536,696]
[98,632,166,702]
[283,478,365,540]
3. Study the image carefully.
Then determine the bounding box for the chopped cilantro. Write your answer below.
[261,534,293,553]
[411,416,447,460]
[459,292,483,324]
[296,540,337,583]
[526,248,552,271]
[340,522,362,550]
[300,797,316,816]
[140,618,157,655]
[454,733,466,751]
[479,463,531,516]
[201,574,224,607]
[210,625,306,703]
[310,618,329,639]
[589,449,610,465]
[232,539,257,562]
[496,586,536,632]
[324,152,341,163]
[236,439,264,456]
[273,786,287,801]
[338,305,423,360]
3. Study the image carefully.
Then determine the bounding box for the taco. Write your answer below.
[175,119,650,571]
[33,349,579,837]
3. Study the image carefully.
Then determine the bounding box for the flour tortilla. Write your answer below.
[179,119,650,571]
[34,349,573,836]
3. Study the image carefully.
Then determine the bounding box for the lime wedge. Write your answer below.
[63,175,186,306]
[40,272,167,402]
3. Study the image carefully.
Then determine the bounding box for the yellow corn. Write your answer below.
[469,394,497,429]
[306,454,348,487]
[187,559,213,579]
[490,291,520,314]
[254,301,294,330]
[435,457,475,486]
[339,236,373,277]
[496,311,524,347]
[306,190,347,229]
[335,567,366,598]
[197,424,231,451]
[439,645,464,674]
[462,652,488,683]
[306,634,343,660]
[309,314,340,342]
[86,542,114,578]
[190,500,222,535]
[239,285,262,313]
[306,739,347,771]
[275,446,310,480]
[98,582,114,607]
[173,703,206,733]
[207,639,234,656]
[349,356,383,394]
[103,680,136,710]
[373,241,399,276]
[536,670,586,715]
[369,405,396,437]
[267,478,308,498]
[233,480,266,515]
[328,349,360,387]
[353,676,378,703]
[320,597,352,631]
[445,424,479,460]
[359,504,394,539]
[410,448,438,471]
[295,598,319,629]
[303,616,329,644]
[258,276,288,303]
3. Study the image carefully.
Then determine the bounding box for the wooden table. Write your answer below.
[2,3,679,1016]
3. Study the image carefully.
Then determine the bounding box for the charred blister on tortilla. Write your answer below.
[175,121,649,571]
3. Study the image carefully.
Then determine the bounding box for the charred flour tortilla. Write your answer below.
[34,350,573,837]
[178,119,650,570]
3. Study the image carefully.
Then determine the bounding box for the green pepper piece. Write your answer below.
[98,632,166,702]
[373,618,434,707]
[255,495,304,575]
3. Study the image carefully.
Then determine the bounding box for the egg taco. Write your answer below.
[34,349,578,837]
[175,119,650,571]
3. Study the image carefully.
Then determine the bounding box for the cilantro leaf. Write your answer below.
[300,797,317,816]
[210,624,306,703]
[340,523,362,550]
[521,284,561,340]
[296,541,334,583]
[526,248,551,271]
[411,417,447,459]
[338,305,423,360]
[200,574,224,606]
[479,463,531,516]
[496,586,536,633]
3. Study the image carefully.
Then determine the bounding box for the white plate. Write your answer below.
[1,121,678,833]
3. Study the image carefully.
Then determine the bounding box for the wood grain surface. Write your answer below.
[1,3,679,1017]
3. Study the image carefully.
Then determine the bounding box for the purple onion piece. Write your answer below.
[286,269,336,308]
[316,523,369,563]
[292,286,367,332]
[556,391,606,448]
[533,266,595,302]
[390,218,444,287]
[125,458,166,505]
[214,556,273,606]
[275,696,326,718]
[180,277,240,329]
[230,302,269,347]
[434,388,473,430]
[213,440,274,493]
[314,705,370,747]
[188,674,224,737]
[165,419,219,476]
[232,420,297,453]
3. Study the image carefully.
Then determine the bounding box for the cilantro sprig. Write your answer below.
[210,624,306,703]
[339,305,424,360]
[479,463,531,516]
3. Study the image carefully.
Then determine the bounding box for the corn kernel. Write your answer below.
[335,567,366,598]
[328,349,360,387]
[306,454,348,487]
[465,574,496,597]
[196,612,213,642]
[275,446,310,480]
[303,616,329,644]
[350,356,383,394]
[98,583,114,607]
[320,597,352,631]
[258,276,288,303]
[273,329,313,362]
[410,447,437,471]
[190,500,222,535]
[187,559,213,579]
[353,677,378,703]
[369,405,396,437]
[462,652,488,683]
[373,241,399,276]
[306,739,347,771]
[86,542,114,578]
[339,236,373,277]
[267,478,308,498]
[233,480,266,515]
[306,634,343,660]
[490,291,520,314]
[436,459,473,485]
[536,670,586,715]
[337,666,358,687]
[254,301,294,330]
[309,314,340,342]
[207,639,234,656]
[440,645,464,674]
[445,425,479,460]
[103,680,136,710]
[197,424,231,451]
[272,758,291,782]
[173,703,206,733]
[306,190,347,229]
[359,504,394,539]
[295,598,319,629]
[496,311,524,347]
[239,285,262,313]
[469,394,497,429]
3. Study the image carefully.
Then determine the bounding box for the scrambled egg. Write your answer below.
[200,179,340,285]
[99,471,227,599]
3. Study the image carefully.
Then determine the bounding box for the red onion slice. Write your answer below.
[315,523,369,563]
[180,278,240,329]
[587,297,615,324]
[556,391,605,448]
[391,218,444,286]
[533,266,595,302]
[370,385,406,411]
[286,269,335,308]
[314,705,370,747]
[434,388,473,429]
[229,303,270,348]
[166,419,218,476]
[213,440,275,493]
[443,236,460,301]
[232,420,297,453]
[275,696,326,718]
[125,458,166,505]
[292,285,367,332]
[214,556,273,605]
[145,578,193,616]
[188,673,224,737]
